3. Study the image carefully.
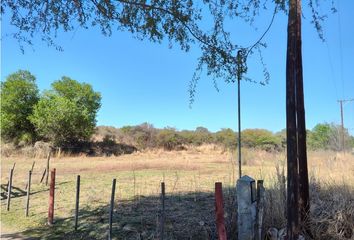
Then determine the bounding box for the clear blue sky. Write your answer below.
[1,1,353,134]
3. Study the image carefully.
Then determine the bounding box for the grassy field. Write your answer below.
[1,145,353,239]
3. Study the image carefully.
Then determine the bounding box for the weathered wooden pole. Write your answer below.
[75,175,80,231]
[295,6,310,229]
[25,161,35,190]
[6,168,14,211]
[25,170,32,217]
[285,0,312,236]
[215,182,227,240]
[160,182,166,240]
[45,150,51,186]
[48,168,56,225]
[108,178,116,240]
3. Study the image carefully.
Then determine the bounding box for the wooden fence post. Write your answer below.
[108,178,116,240]
[25,170,32,217]
[25,161,35,190]
[45,151,51,186]
[215,182,227,240]
[48,168,56,225]
[75,175,80,231]
[6,168,14,211]
[160,182,166,240]
[256,180,265,240]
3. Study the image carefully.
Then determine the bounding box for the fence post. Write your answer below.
[48,168,56,225]
[237,175,257,240]
[108,178,116,240]
[160,182,166,240]
[6,168,14,211]
[75,175,80,231]
[25,162,35,190]
[25,170,32,217]
[45,151,51,186]
[256,180,265,240]
[215,182,227,240]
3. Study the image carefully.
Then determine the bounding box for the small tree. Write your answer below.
[0,70,39,144]
[30,78,101,147]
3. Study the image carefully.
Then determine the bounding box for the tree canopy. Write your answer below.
[0,70,39,143]
[2,0,334,104]
[29,77,101,147]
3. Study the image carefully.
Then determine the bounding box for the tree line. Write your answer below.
[1,70,353,152]
[97,123,354,152]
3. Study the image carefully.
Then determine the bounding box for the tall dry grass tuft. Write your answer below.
[263,162,354,240]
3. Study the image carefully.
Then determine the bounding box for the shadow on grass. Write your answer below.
[3,182,353,240]
[1,182,70,201]
[13,188,238,240]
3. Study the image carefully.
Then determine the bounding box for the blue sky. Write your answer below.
[1,1,353,134]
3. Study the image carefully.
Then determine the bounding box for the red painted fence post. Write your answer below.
[215,182,227,240]
[48,168,56,225]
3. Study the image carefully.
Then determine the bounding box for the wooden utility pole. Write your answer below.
[338,99,354,151]
[286,0,310,239]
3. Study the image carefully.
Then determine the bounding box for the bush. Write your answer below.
[156,128,185,151]
[242,129,281,151]
[214,128,237,150]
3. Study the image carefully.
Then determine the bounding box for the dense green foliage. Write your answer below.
[242,129,282,151]
[307,123,352,151]
[0,70,39,143]
[30,77,101,147]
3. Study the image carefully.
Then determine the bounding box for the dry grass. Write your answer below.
[1,146,353,239]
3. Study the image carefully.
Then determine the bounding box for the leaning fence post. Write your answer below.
[160,182,166,240]
[75,175,80,231]
[45,150,51,186]
[215,182,227,240]
[108,178,116,240]
[48,168,56,225]
[25,170,32,217]
[6,168,14,211]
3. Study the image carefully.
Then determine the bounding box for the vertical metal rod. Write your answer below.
[160,182,166,240]
[48,168,56,225]
[215,182,227,240]
[108,178,116,240]
[7,169,14,211]
[75,175,80,231]
[25,170,32,217]
[339,100,345,151]
[237,74,242,178]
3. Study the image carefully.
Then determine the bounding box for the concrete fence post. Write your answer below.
[237,175,257,240]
